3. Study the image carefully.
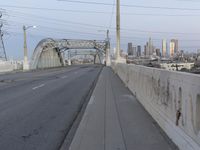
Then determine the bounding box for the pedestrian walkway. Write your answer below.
[69,67,178,150]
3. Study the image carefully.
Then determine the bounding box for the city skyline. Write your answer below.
[127,38,184,58]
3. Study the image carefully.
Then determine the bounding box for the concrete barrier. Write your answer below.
[112,62,200,150]
[0,61,22,73]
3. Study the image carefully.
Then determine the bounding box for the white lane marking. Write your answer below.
[61,75,68,79]
[32,84,45,90]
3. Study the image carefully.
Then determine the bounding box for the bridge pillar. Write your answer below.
[62,52,66,66]
[94,54,101,64]
[106,45,111,66]
[68,50,71,66]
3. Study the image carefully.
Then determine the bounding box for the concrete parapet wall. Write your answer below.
[0,61,22,73]
[111,62,200,150]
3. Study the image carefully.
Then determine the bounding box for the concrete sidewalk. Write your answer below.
[69,67,178,150]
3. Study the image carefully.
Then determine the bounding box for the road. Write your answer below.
[0,65,102,150]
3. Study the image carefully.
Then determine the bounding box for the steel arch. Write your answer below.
[31,38,108,69]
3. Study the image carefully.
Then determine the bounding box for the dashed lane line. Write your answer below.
[32,84,45,90]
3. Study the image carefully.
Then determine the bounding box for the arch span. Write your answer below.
[30,38,109,69]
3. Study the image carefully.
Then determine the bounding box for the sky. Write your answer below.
[0,0,200,60]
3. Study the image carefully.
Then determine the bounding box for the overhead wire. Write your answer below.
[5,9,200,36]
[57,0,200,11]
[108,0,115,29]
[1,5,200,17]
[1,2,200,49]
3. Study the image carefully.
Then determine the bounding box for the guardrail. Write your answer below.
[112,62,200,150]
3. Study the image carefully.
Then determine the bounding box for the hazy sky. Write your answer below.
[0,0,200,60]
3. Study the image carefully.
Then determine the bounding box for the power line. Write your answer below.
[8,21,200,43]
[6,20,107,37]
[5,10,107,29]
[108,0,115,28]
[58,0,200,11]
[121,28,200,35]
[6,10,200,36]
[2,6,200,17]
[4,9,200,40]
[0,5,110,14]
[122,13,200,17]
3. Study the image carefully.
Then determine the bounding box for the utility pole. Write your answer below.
[116,0,120,61]
[23,25,36,70]
[23,25,29,70]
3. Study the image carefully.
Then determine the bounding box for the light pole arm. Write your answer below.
[24,25,37,30]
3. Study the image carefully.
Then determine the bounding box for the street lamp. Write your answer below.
[116,0,120,61]
[23,25,36,70]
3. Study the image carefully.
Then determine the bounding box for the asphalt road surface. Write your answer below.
[0,65,102,150]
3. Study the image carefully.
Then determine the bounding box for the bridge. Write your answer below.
[0,38,199,150]
[30,38,110,69]
[0,62,199,150]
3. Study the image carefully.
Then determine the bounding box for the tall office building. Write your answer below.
[197,49,200,55]
[133,45,137,56]
[155,49,161,57]
[145,42,149,56]
[162,39,167,58]
[171,39,179,54]
[127,43,133,55]
[148,37,153,56]
[170,42,175,58]
[144,45,147,56]
[137,45,141,57]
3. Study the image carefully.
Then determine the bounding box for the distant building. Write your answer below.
[148,37,153,56]
[162,39,167,58]
[197,49,200,56]
[144,45,147,56]
[171,39,179,54]
[160,62,194,71]
[127,43,133,55]
[155,49,161,57]
[137,45,141,57]
[132,46,137,56]
[146,42,149,56]
[170,42,175,58]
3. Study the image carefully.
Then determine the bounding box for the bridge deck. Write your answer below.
[69,67,178,150]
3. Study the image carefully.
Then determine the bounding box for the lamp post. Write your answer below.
[116,0,120,61]
[23,25,36,70]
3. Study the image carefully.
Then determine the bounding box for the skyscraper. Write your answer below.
[197,49,200,55]
[197,49,200,57]
[170,42,175,58]
[132,45,137,56]
[127,43,133,55]
[162,39,167,58]
[148,37,153,56]
[137,45,141,57]
[144,45,147,56]
[156,49,161,57]
[171,39,179,54]
[145,42,149,56]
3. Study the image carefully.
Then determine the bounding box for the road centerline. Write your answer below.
[32,84,45,90]
[61,75,68,79]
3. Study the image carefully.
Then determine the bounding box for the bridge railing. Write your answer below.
[111,62,200,150]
